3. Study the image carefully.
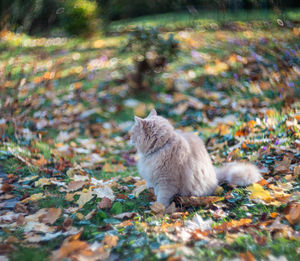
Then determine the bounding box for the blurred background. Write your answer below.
[1,0,300,36]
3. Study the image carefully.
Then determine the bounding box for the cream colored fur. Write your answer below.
[130,109,262,206]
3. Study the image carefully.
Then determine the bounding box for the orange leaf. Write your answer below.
[214,218,252,232]
[257,179,268,186]
[284,203,300,225]
[239,251,255,261]
[33,155,48,167]
[270,212,278,218]
[101,234,118,248]
[52,240,88,260]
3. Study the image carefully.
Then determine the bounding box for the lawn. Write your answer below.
[0,10,300,261]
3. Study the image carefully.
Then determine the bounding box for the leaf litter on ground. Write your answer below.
[0,18,300,260]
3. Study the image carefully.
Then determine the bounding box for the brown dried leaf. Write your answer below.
[16,214,25,226]
[51,238,89,261]
[284,203,300,225]
[15,203,28,214]
[99,197,112,209]
[274,165,289,174]
[294,165,300,177]
[150,202,165,214]
[122,176,136,183]
[1,183,14,193]
[62,217,73,231]
[39,208,62,225]
[174,195,223,208]
[66,181,86,192]
[165,202,177,214]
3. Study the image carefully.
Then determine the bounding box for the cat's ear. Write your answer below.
[134,116,145,127]
[147,108,157,117]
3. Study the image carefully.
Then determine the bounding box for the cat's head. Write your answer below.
[130,109,174,154]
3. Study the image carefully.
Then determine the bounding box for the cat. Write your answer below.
[130,109,262,207]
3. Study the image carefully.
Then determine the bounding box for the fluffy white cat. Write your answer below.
[130,109,262,206]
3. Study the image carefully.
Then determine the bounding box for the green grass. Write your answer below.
[0,9,299,261]
[110,8,300,33]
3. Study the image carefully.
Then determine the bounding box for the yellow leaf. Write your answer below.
[30,193,44,201]
[76,190,94,208]
[76,213,84,220]
[248,183,271,202]
[134,103,147,117]
[213,186,224,196]
[35,177,51,187]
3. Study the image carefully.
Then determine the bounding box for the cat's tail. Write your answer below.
[215,162,262,186]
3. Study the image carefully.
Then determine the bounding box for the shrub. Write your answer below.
[123,27,179,92]
[62,0,99,36]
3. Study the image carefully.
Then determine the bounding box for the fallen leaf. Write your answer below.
[62,217,73,231]
[33,155,48,166]
[39,208,62,225]
[24,221,56,233]
[85,209,97,220]
[113,212,137,219]
[294,165,300,177]
[165,202,177,214]
[93,185,115,201]
[185,214,213,231]
[150,202,165,214]
[132,184,147,197]
[1,183,14,193]
[174,195,223,208]
[35,177,52,187]
[248,183,271,202]
[76,189,94,208]
[101,234,118,248]
[21,193,43,203]
[214,219,252,232]
[99,197,112,209]
[284,203,300,225]
[239,251,255,261]
[65,193,75,202]
[51,236,89,261]
[65,181,86,192]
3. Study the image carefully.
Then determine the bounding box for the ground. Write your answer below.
[0,11,300,261]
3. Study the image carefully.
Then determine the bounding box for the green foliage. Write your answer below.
[62,0,98,36]
[126,27,178,60]
[123,27,179,91]
[10,246,49,261]
[110,202,123,215]
[0,0,98,36]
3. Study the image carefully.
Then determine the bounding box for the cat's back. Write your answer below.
[178,131,209,160]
